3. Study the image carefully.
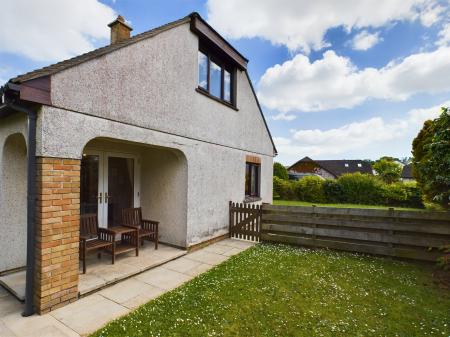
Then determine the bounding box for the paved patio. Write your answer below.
[0,238,254,337]
[0,243,187,301]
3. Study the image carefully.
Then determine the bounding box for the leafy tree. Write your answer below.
[373,158,402,184]
[273,162,289,180]
[412,108,450,208]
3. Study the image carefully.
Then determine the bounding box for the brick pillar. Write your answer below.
[35,157,81,314]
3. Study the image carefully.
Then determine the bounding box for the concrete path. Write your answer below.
[0,238,255,337]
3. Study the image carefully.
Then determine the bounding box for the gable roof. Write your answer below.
[10,16,191,84]
[289,157,373,177]
[4,12,277,155]
[401,164,414,179]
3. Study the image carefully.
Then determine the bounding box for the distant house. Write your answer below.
[401,164,415,181]
[288,156,373,180]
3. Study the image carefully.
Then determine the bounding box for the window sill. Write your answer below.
[244,196,262,203]
[195,88,238,111]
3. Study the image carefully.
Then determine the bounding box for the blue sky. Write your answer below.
[1,0,450,165]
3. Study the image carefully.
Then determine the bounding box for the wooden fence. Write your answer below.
[229,201,262,242]
[260,205,450,261]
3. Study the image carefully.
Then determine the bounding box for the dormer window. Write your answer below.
[344,163,349,167]
[197,47,235,108]
[357,163,362,167]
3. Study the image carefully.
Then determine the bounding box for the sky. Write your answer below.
[1,0,450,165]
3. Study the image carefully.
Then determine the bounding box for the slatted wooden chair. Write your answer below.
[122,207,159,249]
[79,214,115,274]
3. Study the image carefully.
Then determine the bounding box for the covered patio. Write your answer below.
[0,243,186,301]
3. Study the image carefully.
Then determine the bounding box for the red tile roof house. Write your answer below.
[288,156,373,180]
[0,13,276,315]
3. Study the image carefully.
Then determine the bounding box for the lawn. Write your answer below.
[91,244,450,337]
[273,199,425,211]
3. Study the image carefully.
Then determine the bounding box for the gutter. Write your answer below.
[1,83,37,316]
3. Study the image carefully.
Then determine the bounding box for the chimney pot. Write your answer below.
[108,15,132,44]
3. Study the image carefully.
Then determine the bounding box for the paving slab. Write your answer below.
[222,247,244,257]
[135,267,192,291]
[99,278,159,305]
[88,262,140,284]
[2,311,79,337]
[0,271,26,301]
[217,238,255,249]
[50,294,129,336]
[203,243,236,255]
[0,292,24,317]
[162,257,203,274]
[183,263,214,277]
[184,250,228,265]
[78,273,105,295]
[0,320,16,337]
[121,286,165,310]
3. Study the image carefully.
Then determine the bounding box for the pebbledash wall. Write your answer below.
[0,19,274,313]
[0,113,28,272]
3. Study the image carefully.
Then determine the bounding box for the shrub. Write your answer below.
[273,162,289,180]
[337,173,384,205]
[273,176,296,200]
[382,183,408,205]
[323,179,343,203]
[295,176,326,203]
[373,159,402,183]
[413,107,450,208]
[402,182,424,208]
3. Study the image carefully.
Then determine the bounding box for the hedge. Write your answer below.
[273,173,424,208]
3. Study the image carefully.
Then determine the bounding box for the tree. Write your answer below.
[373,158,402,184]
[412,107,450,208]
[273,162,289,180]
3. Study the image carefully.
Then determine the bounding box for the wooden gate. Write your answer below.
[229,201,262,242]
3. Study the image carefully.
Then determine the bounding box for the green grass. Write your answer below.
[91,244,450,337]
[273,199,425,211]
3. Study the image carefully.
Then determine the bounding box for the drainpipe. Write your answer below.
[1,87,37,316]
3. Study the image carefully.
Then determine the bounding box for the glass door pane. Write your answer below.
[107,157,134,227]
[80,154,100,216]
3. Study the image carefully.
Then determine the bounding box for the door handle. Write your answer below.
[105,192,111,203]
[98,192,103,203]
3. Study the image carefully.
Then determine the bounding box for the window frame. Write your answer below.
[245,162,261,198]
[197,46,236,108]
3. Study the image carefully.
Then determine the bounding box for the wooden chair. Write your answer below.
[122,207,159,249]
[79,214,115,274]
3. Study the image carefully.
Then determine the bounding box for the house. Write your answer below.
[401,164,415,181]
[0,13,276,314]
[288,156,373,180]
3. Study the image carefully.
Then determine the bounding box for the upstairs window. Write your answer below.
[245,162,260,197]
[197,48,235,106]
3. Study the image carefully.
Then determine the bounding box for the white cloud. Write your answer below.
[258,47,450,112]
[351,31,382,50]
[272,112,297,121]
[207,0,439,53]
[436,22,450,46]
[274,101,449,163]
[0,0,116,62]
[419,2,446,26]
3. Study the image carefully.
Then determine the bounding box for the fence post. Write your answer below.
[229,201,233,238]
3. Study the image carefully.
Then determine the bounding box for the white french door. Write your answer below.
[81,150,140,228]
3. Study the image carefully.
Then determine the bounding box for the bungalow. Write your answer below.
[288,156,373,180]
[0,13,276,314]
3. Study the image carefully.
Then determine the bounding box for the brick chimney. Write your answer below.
[108,15,132,44]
